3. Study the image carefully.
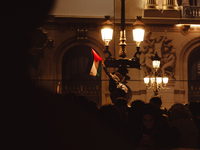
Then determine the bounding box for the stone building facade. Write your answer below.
[28,0,200,109]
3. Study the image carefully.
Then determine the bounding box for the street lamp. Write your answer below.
[144,52,169,97]
[101,28,113,46]
[101,16,114,47]
[152,52,161,71]
[100,0,145,103]
[133,16,145,61]
[133,16,145,47]
[101,15,145,69]
[101,16,145,59]
[101,16,145,56]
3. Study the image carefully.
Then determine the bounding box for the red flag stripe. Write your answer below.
[92,48,103,62]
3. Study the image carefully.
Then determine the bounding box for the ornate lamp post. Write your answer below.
[100,1,145,70]
[144,52,169,97]
[100,0,145,103]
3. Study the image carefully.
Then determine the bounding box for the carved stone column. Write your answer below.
[163,0,178,10]
[144,0,159,9]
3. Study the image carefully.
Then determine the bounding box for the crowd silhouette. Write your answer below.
[63,93,200,149]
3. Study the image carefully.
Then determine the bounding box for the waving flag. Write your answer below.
[90,48,103,76]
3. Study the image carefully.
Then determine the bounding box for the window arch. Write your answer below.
[62,45,102,107]
[188,46,200,102]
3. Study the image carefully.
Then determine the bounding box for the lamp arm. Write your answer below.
[103,46,112,60]
[133,47,142,60]
[146,84,153,89]
[161,83,170,90]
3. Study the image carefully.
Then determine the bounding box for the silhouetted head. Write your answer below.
[131,99,145,110]
[114,98,128,114]
[95,105,122,134]
[168,103,192,121]
[149,97,162,110]
[64,93,77,102]
[114,98,127,108]
[87,100,98,114]
[74,95,89,109]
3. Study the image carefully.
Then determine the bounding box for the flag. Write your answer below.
[90,48,103,76]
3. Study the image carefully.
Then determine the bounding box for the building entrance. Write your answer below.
[188,46,200,102]
[62,45,102,107]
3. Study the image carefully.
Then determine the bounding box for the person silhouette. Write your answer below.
[102,61,132,103]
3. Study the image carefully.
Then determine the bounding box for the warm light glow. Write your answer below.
[152,60,160,69]
[151,77,155,84]
[191,24,200,27]
[176,24,200,27]
[156,77,162,84]
[101,28,113,45]
[144,76,149,84]
[133,29,145,42]
[163,77,169,84]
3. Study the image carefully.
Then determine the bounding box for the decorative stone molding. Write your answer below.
[144,0,159,9]
[54,16,104,33]
[174,90,185,94]
[77,29,88,41]
[141,31,176,79]
[131,90,147,95]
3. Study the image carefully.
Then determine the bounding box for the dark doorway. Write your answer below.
[62,45,102,107]
[188,46,200,102]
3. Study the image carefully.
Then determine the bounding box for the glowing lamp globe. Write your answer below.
[101,28,113,46]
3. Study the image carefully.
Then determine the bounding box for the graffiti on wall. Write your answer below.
[141,31,176,79]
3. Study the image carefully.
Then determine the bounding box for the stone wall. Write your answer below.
[27,15,200,109]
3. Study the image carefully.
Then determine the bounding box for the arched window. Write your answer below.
[62,45,102,107]
[188,46,200,102]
